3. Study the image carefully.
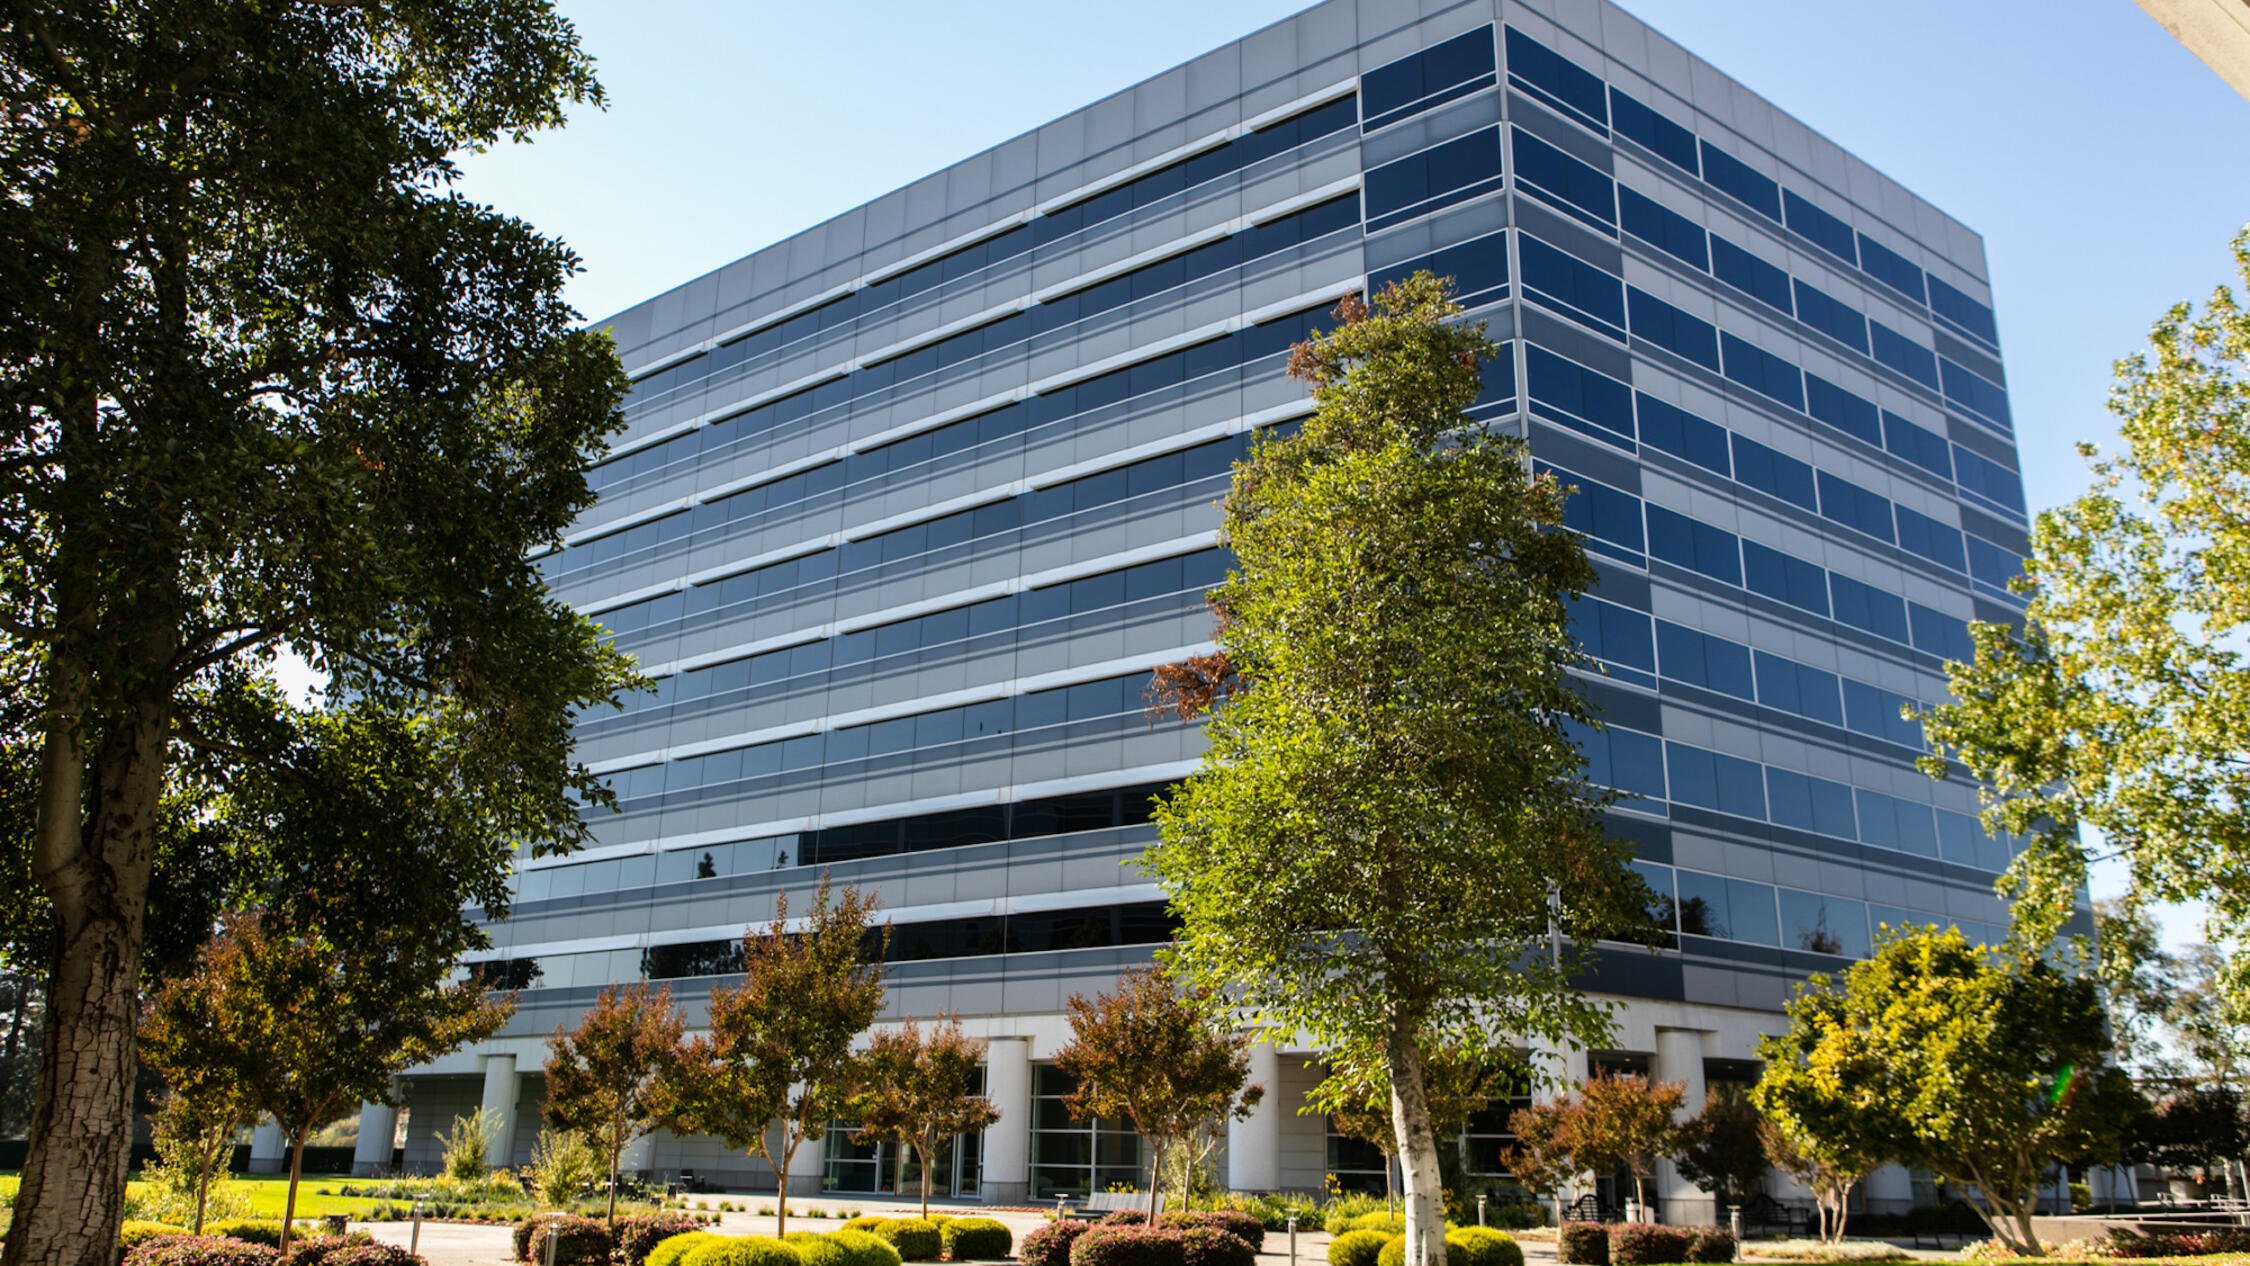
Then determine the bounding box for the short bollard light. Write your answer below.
[1729,1208,1742,1241]
[409,1202,424,1255]
[1477,1195,1487,1228]
[544,1211,567,1266]
[1286,1214,1298,1266]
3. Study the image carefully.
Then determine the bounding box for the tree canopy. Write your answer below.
[1150,274,1645,1266]
[849,1016,999,1218]
[544,981,684,1226]
[0,3,628,1259]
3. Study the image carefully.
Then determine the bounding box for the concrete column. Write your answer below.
[352,1099,400,1176]
[480,1053,521,1170]
[1227,1042,1282,1192]
[249,1117,287,1174]
[1862,1163,1912,1219]
[787,1120,826,1194]
[980,1037,1033,1205]
[1652,1029,1711,1226]
[1532,1040,1591,1102]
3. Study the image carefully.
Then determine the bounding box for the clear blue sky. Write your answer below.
[454,0,2250,931]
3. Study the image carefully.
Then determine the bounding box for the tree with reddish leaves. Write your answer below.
[544,981,686,1227]
[849,1016,999,1217]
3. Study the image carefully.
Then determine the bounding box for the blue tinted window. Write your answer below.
[1803,372,1883,446]
[1519,235,1626,334]
[1363,27,1498,130]
[1830,575,1909,643]
[1937,809,2009,873]
[1720,333,1804,410]
[1869,320,1941,391]
[1743,541,1828,615]
[1966,536,2025,592]
[1666,745,1769,820]
[1373,230,1512,308]
[1780,889,1870,958]
[1608,87,1696,172]
[1699,141,1781,221]
[1504,26,1606,130]
[1816,471,1894,542]
[1954,449,2026,515]
[1909,602,1976,663]
[1941,358,2013,430]
[1928,276,1999,346]
[1676,869,1777,944]
[1637,395,1729,474]
[1618,186,1708,269]
[1731,436,1817,511]
[1657,621,1754,699]
[1645,505,1742,585]
[1569,595,1656,672]
[1768,768,1858,839]
[1365,129,1505,231]
[1527,344,1633,442]
[1510,128,1616,227]
[1754,652,1843,725]
[1711,237,1791,313]
[1857,233,1926,304]
[1782,190,1856,265]
[1627,288,1719,371]
[1857,790,1938,857]
[1882,412,1953,479]
[1570,720,1667,801]
[1896,506,1965,572]
[1844,679,1923,748]
[1793,280,1869,353]
[1546,465,1644,555]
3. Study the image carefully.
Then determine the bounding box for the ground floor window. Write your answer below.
[823,1068,986,1198]
[1030,1062,1143,1198]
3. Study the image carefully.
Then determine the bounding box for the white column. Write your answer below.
[249,1117,287,1174]
[352,1099,399,1176]
[1652,1029,1711,1226]
[1227,1042,1282,1192]
[480,1053,521,1170]
[788,1120,826,1193]
[980,1037,1033,1205]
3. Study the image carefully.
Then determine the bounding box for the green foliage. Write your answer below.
[938,1217,1014,1259]
[1556,1224,1607,1266]
[135,1094,253,1230]
[120,1221,190,1251]
[1444,1229,1523,1266]
[827,1231,904,1266]
[523,1214,613,1265]
[1916,226,2250,994]
[1672,1089,1769,1207]
[1349,1214,1407,1235]
[871,1218,942,1262]
[644,1233,725,1266]
[1318,1194,1391,1235]
[202,1219,286,1246]
[681,1238,803,1266]
[1328,1230,1392,1266]
[525,1128,606,1207]
[788,1232,854,1266]
[1756,927,2143,1256]
[544,982,685,1224]
[444,1109,502,1181]
[849,1018,997,1218]
[840,1217,888,1234]
[1151,275,1647,1266]
[1684,1230,1736,1264]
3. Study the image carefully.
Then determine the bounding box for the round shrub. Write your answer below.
[1683,1230,1734,1265]
[524,1214,613,1266]
[842,1217,890,1235]
[830,1229,905,1266]
[1347,1214,1405,1236]
[619,1215,716,1266]
[281,1235,378,1265]
[939,1216,1013,1260]
[874,1218,943,1262]
[1157,1212,1264,1252]
[1607,1225,1692,1266]
[1178,1227,1254,1266]
[1067,1226,1186,1266]
[206,1220,288,1248]
[513,1219,543,1262]
[1020,1219,1096,1266]
[646,1233,725,1266]
[1557,1222,1609,1266]
[125,1235,284,1266]
[682,1237,805,1266]
[1327,1229,1390,1266]
[1375,1235,1405,1266]
[1446,1228,1524,1266]
[317,1248,424,1266]
[789,1232,854,1266]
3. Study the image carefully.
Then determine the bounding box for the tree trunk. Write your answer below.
[3,682,167,1266]
[919,1135,934,1219]
[607,1138,623,1226]
[773,1121,798,1238]
[1148,1138,1164,1217]
[281,1133,307,1252]
[1385,1021,1447,1266]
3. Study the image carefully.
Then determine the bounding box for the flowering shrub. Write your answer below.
[1068,1226,1187,1266]
[1608,1225,1692,1266]
[1158,1212,1266,1251]
[1020,1219,1096,1266]
[1558,1222,1609,1266]
[2105,1228,2250,1258]
[1101,1211,1150,1227]
[280,1235,378,1265]
[309,1247,425,1266]
[1178,1227,1255,1266]
[124,1236,283,1266]
[521,1214,612,1266]
[617,1214,717,1266]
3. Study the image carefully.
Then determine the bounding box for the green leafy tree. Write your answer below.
[1149,275,1647,1266]
[0,3,629,1261]
[1569,1073,1684,1214]
[1053,966,1264,1216]
[1308,1046,1507,1205]
[1673,1088,1769,1212]
[140,911,511,1251]
[142,1087,254,1232]
[440,1107,502,1181]
[2127,1087,2247,1179]
[848,1016,999,1218]
[1753,1116,1866,1245]
[1916,227,2250,995]
[543,981,685,1226]
[664,878,886,1235]
[1756,927,2139,1254]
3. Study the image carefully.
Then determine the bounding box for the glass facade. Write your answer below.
[412,0,2050,1199]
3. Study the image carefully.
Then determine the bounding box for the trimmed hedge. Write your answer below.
[872,1218,943,1262]
[123,1236,283,1266]
[681,1237,804,1266]
[1157,1212,1265,1252]
[1557,1222,1608,1266]
[939,1216,1013,1260]
[523,1215,612,1266]
[1684,1229,1734,1264]
[1020,1219,1096,1266]
[1446,1228,1523,1266]
[1608,1225,1692,1266]
[646,1233,725,1266]
[1178,1228,1254,1266]
[619,1215,715,1266]
[1327,1229,1390,1266]
[1068,1226,1185,1266]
